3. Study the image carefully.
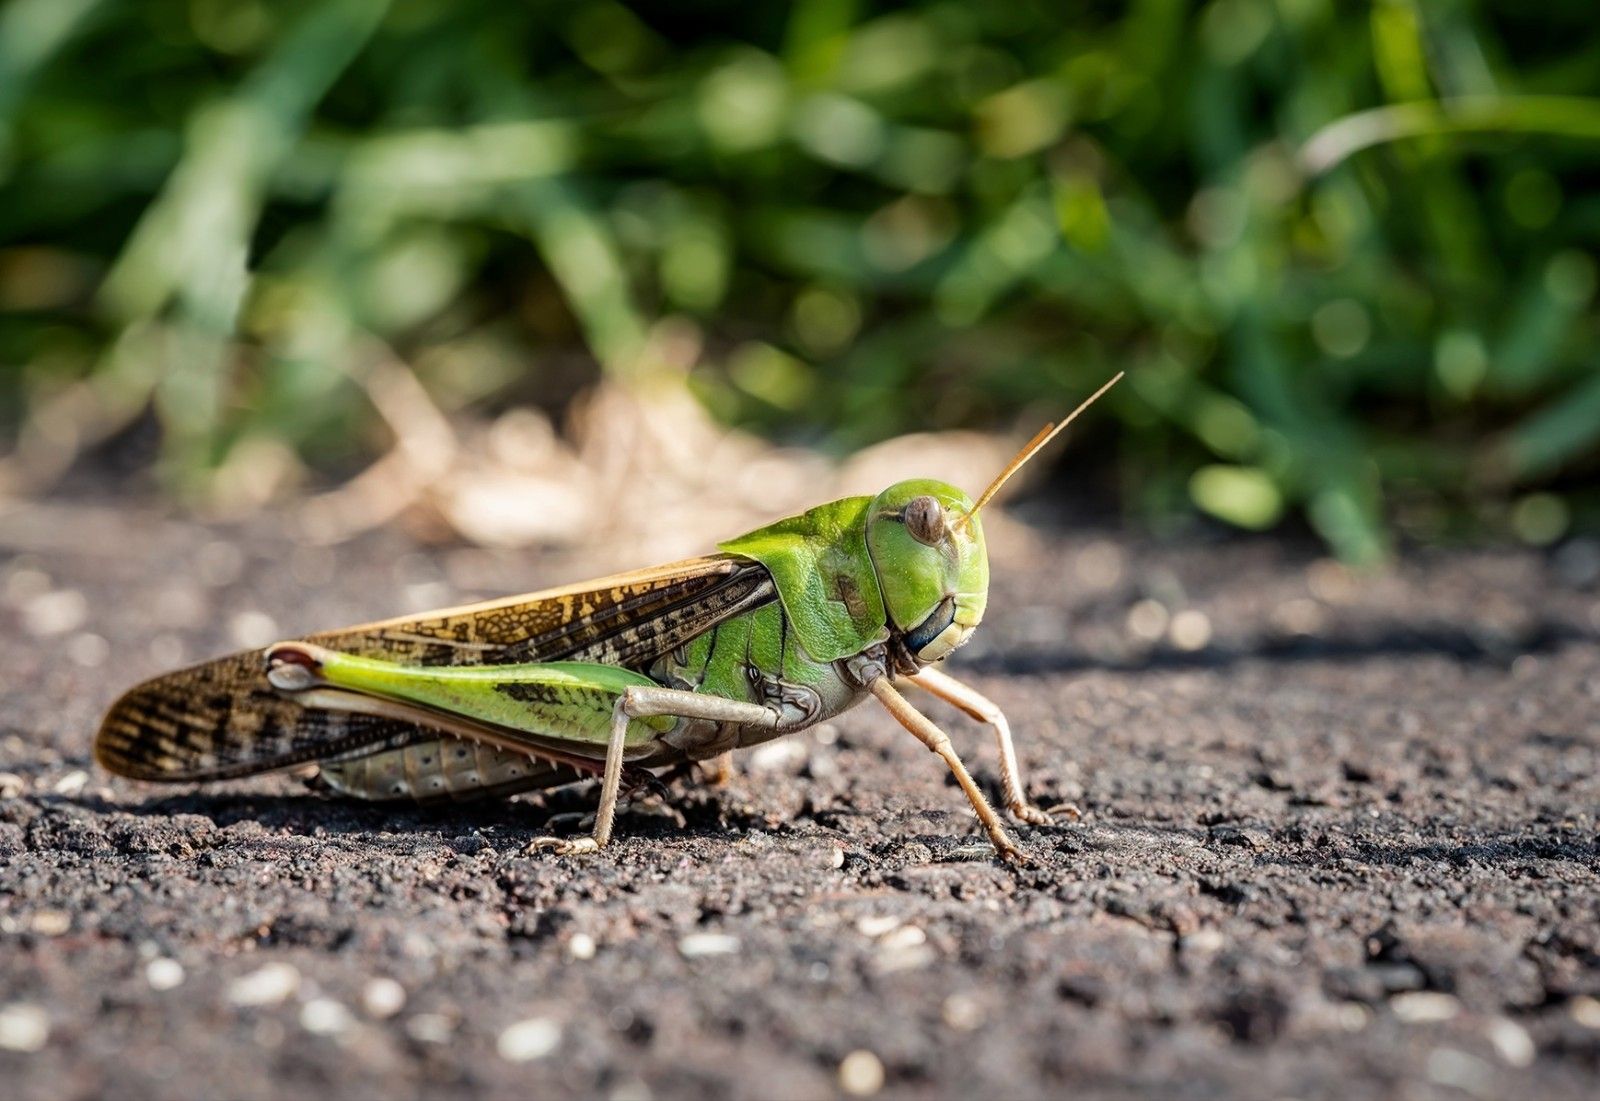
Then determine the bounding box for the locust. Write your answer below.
[96,375,1121,862]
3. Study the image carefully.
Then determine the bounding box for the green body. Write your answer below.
[289,479,992,796]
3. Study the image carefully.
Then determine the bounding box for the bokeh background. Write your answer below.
[3,0,1599,562]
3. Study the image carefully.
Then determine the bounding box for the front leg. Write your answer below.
[529,687,778,855]
[902,665,1078,825]
[865,676,1026,864]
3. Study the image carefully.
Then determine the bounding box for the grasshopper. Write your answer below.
[96,375,1121,862]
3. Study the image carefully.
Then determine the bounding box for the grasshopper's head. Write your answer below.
[862,374,1125,669]
[866,479,989,666]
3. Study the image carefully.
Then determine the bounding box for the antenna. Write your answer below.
[956,372,1124,530]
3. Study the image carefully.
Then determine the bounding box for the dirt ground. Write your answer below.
[2,495,1599,1100]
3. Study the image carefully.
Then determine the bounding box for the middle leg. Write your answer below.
[529,686,778,855]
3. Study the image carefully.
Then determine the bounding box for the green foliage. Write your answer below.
[2,0,1599,559]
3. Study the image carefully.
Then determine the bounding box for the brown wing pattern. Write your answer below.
[95,555,774,782]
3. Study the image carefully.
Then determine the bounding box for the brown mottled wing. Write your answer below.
[95,554,774,782]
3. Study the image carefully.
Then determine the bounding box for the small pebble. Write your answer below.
[568,933,597,961]
[52,771,87,797]
[678,933,741,958]
[145,958,185,991]
[1168,609,1213,651]
[748,740,807,772]
[1126,599,1169,641]
[1485,1017,1535,1067]
[23,589,87,636]
[941,993,983,1031]
[228,963,300,1008]
[879,925,926,951]
[1571,996,1600,1029]
[300,998,354,1036]
[229,610,279,649]
[856,915,900,938]
[1076,541,1125,587]
[0,1004,49,1053]
[361,978,406,1019]
[838,1049,885,1097]
[4,567,51,602]
[1337,1002,1372,1032]
[1180,928,1225,954]
[30,910,70,936]
[497,1016,562,1062]
[1392,991,1461,1023]
[66,633,109,668]
[405,1013,454,1044]
[0,773,24,799]
[872,937,935,975]
[816,846,845,870]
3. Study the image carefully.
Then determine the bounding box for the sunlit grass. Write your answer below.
[1,0,1598,559]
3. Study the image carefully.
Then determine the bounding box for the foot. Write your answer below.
[1009,800,1080,825]
[525,835,601,856]
[984,825,1031,865]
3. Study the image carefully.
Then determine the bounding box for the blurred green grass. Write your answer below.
[2,0,1599,561]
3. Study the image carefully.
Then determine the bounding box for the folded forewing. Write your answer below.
[96,554,773,781]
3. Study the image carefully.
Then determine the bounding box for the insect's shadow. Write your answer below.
[67,774,776,850]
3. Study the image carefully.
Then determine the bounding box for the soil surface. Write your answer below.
[2,497,1599,1100]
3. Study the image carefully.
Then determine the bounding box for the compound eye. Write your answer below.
[903,495,945,546]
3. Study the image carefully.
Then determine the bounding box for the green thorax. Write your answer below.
[717,496,888,663]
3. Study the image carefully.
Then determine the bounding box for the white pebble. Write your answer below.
[228,962,300,1007]
[0,1004,48,1053]
[1485,1017,1535,1068]
[23,590,87,636]
[678,933,741,958]
[4,567,50,602]
[879,925,926,951]
[1076,541,1125,587]
[0,773,24,799]
[1392,991,1461,1023]
[51,771,87,797]
[67,633,109,668]
[361,978,406,1019]
[855,915,900,938]
[497,1016,562,1062]
[1126,599,1169,641]
[838,1049,885,1096]
[567,933,597,961]
[941,993,983,1031]
[229,610,279,649]
[1571,996,1600,1029]
[145,958,185,991]
[748,740,807,772]
[300,998,353,1036]
[1168,609,1213,651]
[1180,928,1226,954]
[30,910,70,936]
